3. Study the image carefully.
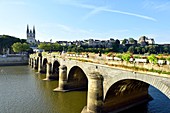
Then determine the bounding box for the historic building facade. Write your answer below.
[26,25,36,44]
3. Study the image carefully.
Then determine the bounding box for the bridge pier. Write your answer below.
[29,58,33,67]
[53,65,68,92]
[30,58,34,68]
[82,72,104,113]
[38,56,43,73]
[43,62,52,80]
[33,59,38,69]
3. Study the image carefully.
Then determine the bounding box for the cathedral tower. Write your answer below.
[26,24,36,44]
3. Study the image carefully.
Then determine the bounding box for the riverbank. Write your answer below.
[0,54,28,66]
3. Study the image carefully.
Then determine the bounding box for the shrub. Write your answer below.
[122,53,131,62]
[166,57,170,62]
[147,54,157,64]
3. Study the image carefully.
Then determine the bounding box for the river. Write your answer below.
[0,66,169,113]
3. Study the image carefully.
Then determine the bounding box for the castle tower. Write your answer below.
[26,24,36,44]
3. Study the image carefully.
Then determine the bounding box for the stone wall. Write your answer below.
[0,55,28,66]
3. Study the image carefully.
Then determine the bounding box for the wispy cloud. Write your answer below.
[54,1,157,22]
[80,3,157,21]
[82,6,108,20]
[143,0,170,11]
[103,8,156,22]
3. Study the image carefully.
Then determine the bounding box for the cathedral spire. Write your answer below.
[27,24,29,33]
[33,26,35,34]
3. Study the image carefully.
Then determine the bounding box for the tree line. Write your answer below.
[38,41,170,54]
[1,35,170,55]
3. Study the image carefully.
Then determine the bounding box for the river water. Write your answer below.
[0,66,169,113]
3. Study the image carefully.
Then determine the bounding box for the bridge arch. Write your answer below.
[36,57,39,69]
[42,58,48,73]
[104,74,170,100]
[67,66,88,90]
[33,58,38,69]
[52,60,60,75]
[103,78,150,112]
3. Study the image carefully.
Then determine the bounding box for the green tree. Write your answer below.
[122,39,128,45]
[129,38,136,44]
[163,46,169,53]
[38,43,50,51]
[147,54,157,64]
[128,46,135,53]
[122,53,131,62]
[135,47,142,54]
[12,42,30,53]
[52,43,62,51]
[22,43,30,52]
[148,45,159,54]
[141,47,146,54]
[12,42,23,53]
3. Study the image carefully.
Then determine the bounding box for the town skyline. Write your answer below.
[0,0,170,44]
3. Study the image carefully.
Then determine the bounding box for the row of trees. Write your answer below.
[127,45,170,54]
[37,42,170,54]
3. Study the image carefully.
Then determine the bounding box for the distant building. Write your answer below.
[26,25,36,44]
[138,36,155,46]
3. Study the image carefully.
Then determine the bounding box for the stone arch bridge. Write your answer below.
[29,53,170,113]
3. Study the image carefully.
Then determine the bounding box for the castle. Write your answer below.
[26,25,36,44]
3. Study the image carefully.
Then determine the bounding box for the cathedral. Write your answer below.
[26,25,36,44]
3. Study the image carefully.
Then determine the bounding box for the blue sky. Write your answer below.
[0,0,170,44]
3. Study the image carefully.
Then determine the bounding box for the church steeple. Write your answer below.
[27,24,29,33]
[33,26,35,34]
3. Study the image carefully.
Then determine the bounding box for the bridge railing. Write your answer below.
[60,53,170,76]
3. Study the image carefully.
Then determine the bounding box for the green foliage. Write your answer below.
[166,57,170,61]
[38,42,63,52]
[147,54,157,64]
[12,42,22,53]
[141,47,146,54]
[12,42,30,53]
[38,43,50,51]
[129,38,136,44]
[134,55,141,59]
[135,47,142,54]
[115,54,122,59]
[122,53,131,62]
[128,46,135,53]
[122,39,128,44]
[147,45,159,54]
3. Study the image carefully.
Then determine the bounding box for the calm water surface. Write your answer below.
[0,66,169,113]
